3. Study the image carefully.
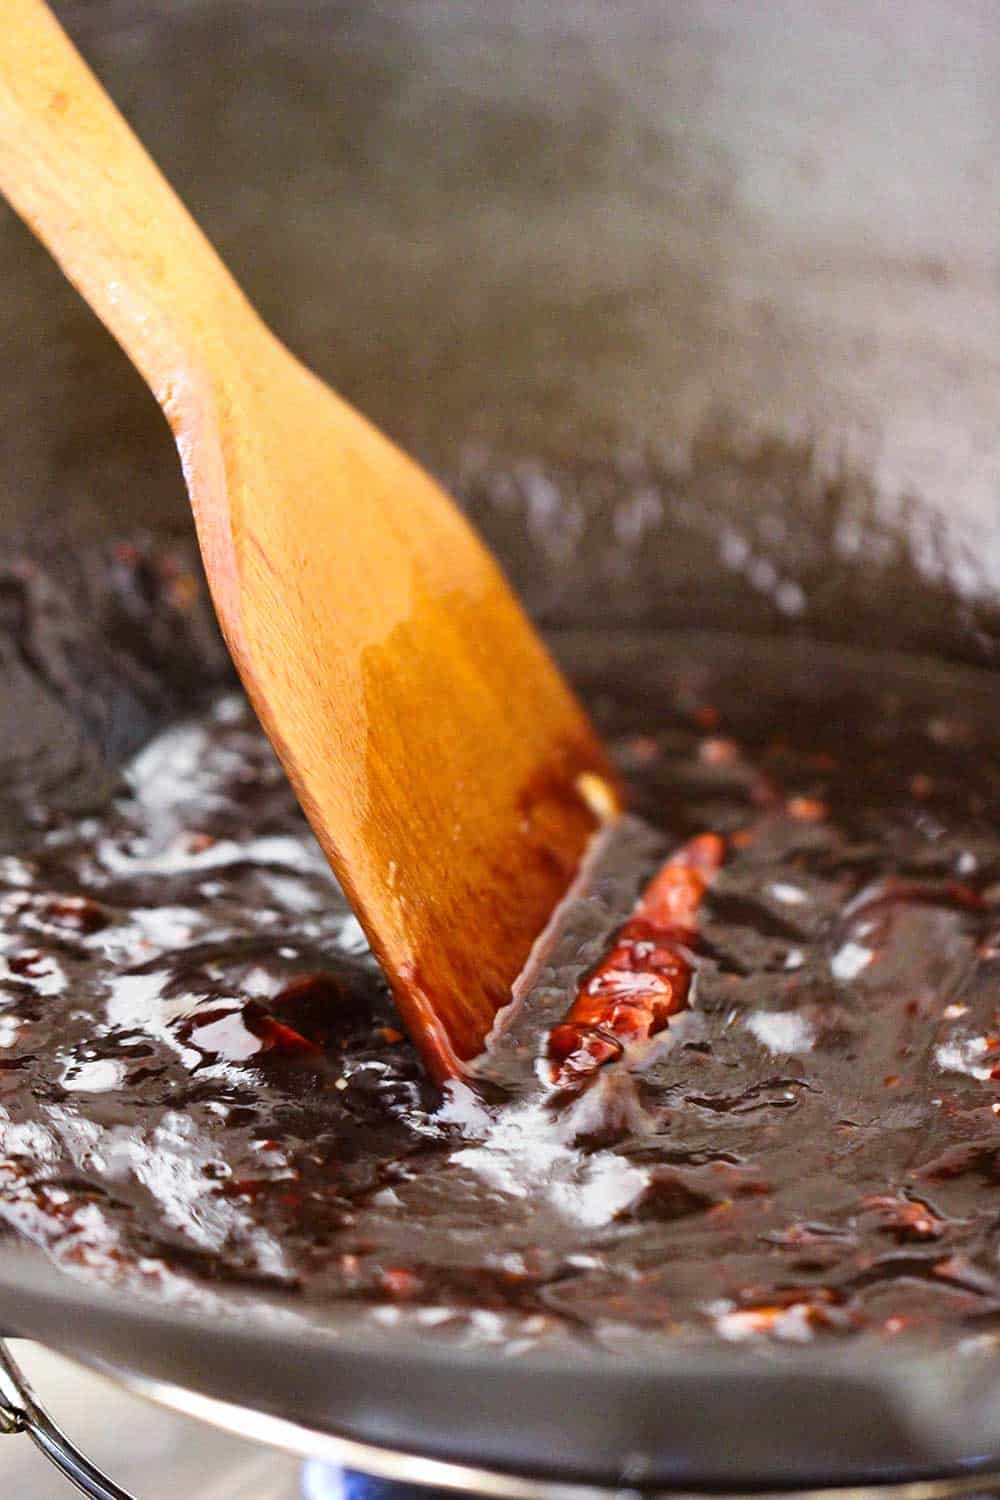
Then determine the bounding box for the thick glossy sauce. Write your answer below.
[0,633,998,1351]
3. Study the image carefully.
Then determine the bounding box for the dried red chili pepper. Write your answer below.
[546,833,724,1089]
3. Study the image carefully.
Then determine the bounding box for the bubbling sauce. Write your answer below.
[0,631,998,1352]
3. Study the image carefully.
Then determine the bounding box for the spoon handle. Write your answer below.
[0,0,255,413]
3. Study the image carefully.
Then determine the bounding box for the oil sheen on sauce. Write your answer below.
[0,631,997,1353]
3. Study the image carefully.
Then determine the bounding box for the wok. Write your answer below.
[0,1,999,1493]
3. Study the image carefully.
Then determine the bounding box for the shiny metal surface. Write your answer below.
[3,1249,1000,1493]
[0,1342,302,1499]
[74,1363,1000,1500]
[0,1340,136,1500]
[4,1336,1000,1500]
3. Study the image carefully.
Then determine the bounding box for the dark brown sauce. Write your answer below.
[0,631,998,1352]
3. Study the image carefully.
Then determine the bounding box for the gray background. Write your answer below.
[1,0,998,584]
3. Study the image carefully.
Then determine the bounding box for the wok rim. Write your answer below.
[108,1362,1000,1499]
[1,1250,999,1491]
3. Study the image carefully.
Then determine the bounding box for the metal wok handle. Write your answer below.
[0,1337,135,1500]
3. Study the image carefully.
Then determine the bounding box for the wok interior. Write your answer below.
[0,1,999,1484]
[0,0,996,662]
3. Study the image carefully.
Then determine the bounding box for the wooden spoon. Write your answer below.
[0,0,619,1082]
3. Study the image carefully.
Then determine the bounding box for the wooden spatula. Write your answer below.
[0,0,619,1082]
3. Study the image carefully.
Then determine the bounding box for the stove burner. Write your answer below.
[302,1462,344,1500]
[303,1466,465,1500]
